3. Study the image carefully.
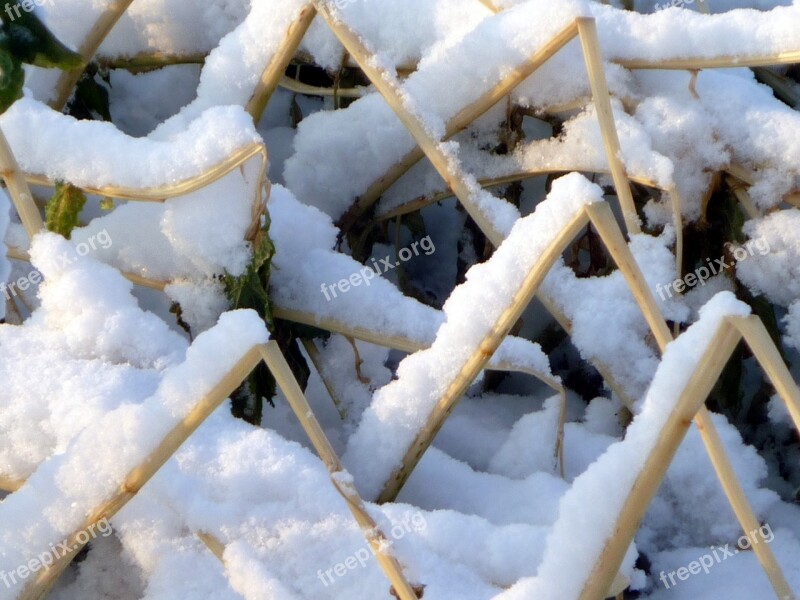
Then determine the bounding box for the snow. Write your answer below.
[496,292,753,600]
[2,1,800,598]
[377,99,675,219]
[785,301,800,352]
[736,209,800,306]
[633,69,800,217]
[541,227,688,403]
[591,1,800,62]
[284,0,593,221]
[1,98,261,189]
[0,233,268,596]
[344,173,601,500]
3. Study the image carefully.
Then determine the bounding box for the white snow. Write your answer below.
[344,173,601,500]
[2,1,799,598]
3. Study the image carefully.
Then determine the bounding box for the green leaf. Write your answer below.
[0,48,23,113]
[400,212,427,240]
[3,12,83,69]
[224,214,276,421]
[45,182,86,239]
[67,68,112,121]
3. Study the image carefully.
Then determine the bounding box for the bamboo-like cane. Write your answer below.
[8,245,170,292]
[274,306,565,394]
[534,291,638,410]
[5,240,563,397]
[693,406,795,600]
[583,204,796,600]
[731,315,800,432]
[246,5,318,122]
[279,75,368,98]
[50,0,135,110]
[7,140,267,260]
[314,0,506,246]
[576,18,640,235]
[195,531,226,561]
[340,20,581,232]
[22,143,267,205]
[326,45,800,79]
[726,175,762,219]
[259,342,421,600]
[666,184,685,285]
[754,67,800,108]
[302,338,348,420]
[7,342,421,599]
[726,163,756,185]
[17,346,264,600]
[579,321,744,600]
[581,319,797,600]
[476,0,499,12]
[616,51,800,71]
[785,193,800,209]
[0,127,44,238]
[377,208,591,503]
[5,141,267,293]
[0,475,23,493]
[375,168,664,222]
[96,52,206,71]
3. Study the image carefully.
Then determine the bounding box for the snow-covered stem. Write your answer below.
[314,0,506,245]
[731,315,800,433]
[0,127,43,238]
[273,305,564,397]
[51,0,135,110]
[588,202,795,598]
[580,322,743,600]
[376,168,663,222]
[0,475,22,493]
[378,207,591,503]
[9,246,170,291]
[580,318,797,600]
[301,338,348,421]
[279,75,367,98]
[17,345,265,599]
[344,19,581,232]
[259,342,421,600]
[274,305,423,353]
[692,406,795,600]
[194,531,226,561]
[97,52,206,71]
[22,142,267,205]
[535,291,637,408]
[667,184,685,283]
[726,175,762,220]
[246,4,318,122]
[617,50,800,71]
[584,202,672,350]
[576,17,640,235]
